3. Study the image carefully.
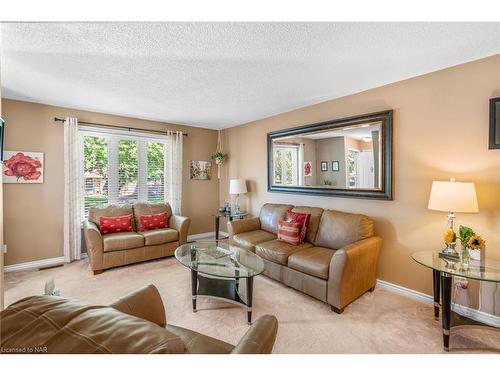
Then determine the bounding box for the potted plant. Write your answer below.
[459,225,486,263]
[211,151,227,165]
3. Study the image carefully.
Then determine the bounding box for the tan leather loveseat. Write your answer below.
[0,285,278,354]
[84,202,190,274]
[228,204,382,313]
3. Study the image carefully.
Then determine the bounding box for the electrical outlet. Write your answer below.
[2,244,7,254]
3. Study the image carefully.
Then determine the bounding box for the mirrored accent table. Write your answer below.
[411,251,500,351]
[175,241,264,324]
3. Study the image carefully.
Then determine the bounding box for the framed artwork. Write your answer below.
[190,160,212,180]
[303,161,312,177]
[320,161,328,172]
[3,151,44,183]
[332,161,340,172]
[489,96,500,149]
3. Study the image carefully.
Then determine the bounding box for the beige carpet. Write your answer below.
[4,256,500,353]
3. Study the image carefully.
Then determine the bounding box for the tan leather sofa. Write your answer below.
[228,203,382,313]
[0,285,278,354]
[84,202,190,274]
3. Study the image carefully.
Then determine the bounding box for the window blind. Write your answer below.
[79,127,167,220]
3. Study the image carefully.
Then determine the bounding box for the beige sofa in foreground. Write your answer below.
[228,203,382,313]
[0,284,278,354]
[84,202,190,274]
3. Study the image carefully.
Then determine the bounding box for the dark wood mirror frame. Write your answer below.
[267,110,393,200]
[489,97,500,150]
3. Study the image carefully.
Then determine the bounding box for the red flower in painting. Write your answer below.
[304,162,311,176]
[3,152,42,181]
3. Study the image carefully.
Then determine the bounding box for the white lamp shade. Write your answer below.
[229,179,248,195]
[428,180,478,213]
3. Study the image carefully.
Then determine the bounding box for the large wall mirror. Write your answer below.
[267,110,393,200]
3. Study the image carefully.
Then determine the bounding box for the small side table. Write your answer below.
[411,251,500,351]
[212,212,249,240]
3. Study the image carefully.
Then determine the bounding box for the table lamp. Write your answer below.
[229,179,247,214]
[428,178,478,256]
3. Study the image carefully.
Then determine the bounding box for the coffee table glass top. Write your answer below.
[412,251,500,283]
[175,241,265,279]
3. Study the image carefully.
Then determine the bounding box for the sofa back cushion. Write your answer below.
[133,202,172,231]
[314,209,374,249]
[89,204,134,229]
[0,295,186,354]
[291,206,324,243]
[259,203,294,234]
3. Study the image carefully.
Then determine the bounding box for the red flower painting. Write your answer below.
[3,152,43,181]
[304,161,312,177]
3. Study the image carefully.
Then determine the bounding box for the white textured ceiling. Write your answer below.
[1,22,500,129]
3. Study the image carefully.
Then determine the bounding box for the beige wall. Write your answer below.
[2,99,220,266]
[221,54,500,301]
[316,137,346,187]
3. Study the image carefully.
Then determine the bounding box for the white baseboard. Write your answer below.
[187,231,228,241]
[4,256,65,273]
[376,279,500,328]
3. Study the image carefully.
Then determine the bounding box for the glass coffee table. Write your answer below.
[175,241,265,324]
[411,251,500,351]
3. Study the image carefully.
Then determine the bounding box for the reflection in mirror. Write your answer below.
[272,121,382,190]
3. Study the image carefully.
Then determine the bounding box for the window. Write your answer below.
[80,128,166,219]
[347,148,359,187]
[273,144,299,185]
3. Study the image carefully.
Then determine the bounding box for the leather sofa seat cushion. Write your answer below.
[133,202,173,231]
[103,232,145,252]
[140,228,179,246]
[88,204,134,229]
[291,206,324,244]
[288,247,336,280]
[166,324,234,354]
[259,203,294,234]
[233,230,277,252]
[0,295,186,354]
[256,239,312,265]
[314,209,374,250]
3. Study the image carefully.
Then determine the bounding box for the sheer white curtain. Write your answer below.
[165,130,183,215]
[63,117,82,262]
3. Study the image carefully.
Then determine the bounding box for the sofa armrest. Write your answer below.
[327,236,382,310]
[231,315,278,354]
[83,220,104,271]
[169,215,191,245]
[110,284,166,328]
[228,217,261,238]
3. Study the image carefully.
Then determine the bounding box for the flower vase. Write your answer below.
[459,247,470,269]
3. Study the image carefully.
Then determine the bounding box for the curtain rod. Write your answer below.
[53,117,188,137]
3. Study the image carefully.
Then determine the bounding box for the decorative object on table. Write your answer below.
[229,179,247,214]
[303,161,312,177]
[331,160,340,172]
[427,178,478,258]
[189,160,212,180]
[2,150,44,183]
[489,96,500,149]
[458,225,486,263]
[44,278,60,296]
[323,180,332,185]
[320,161,328,172]
[211,130,228,179]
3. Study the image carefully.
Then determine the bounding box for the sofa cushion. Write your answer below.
[0,295,187,354]
[89,204,134,229]
[288,247,336,280]
[314,210,374,250]
[103,232,145,252]
[166,324,234,354]
[133,202,173,232]
[291,206,324,244]
[140,228,179,246]
[139,212,169,231]
[256,239,312,265]
[233,230,277,252]
[99,214,134,235]
[277,220,301,245]
[259,203,294,234]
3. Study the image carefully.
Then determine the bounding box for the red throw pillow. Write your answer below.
[99,214,133,235]
[139,212,169,232]
[277,220,301,246]
[285,210,311,243]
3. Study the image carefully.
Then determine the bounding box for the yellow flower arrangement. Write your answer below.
[466,235,485,250]
[443,228,456,245]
